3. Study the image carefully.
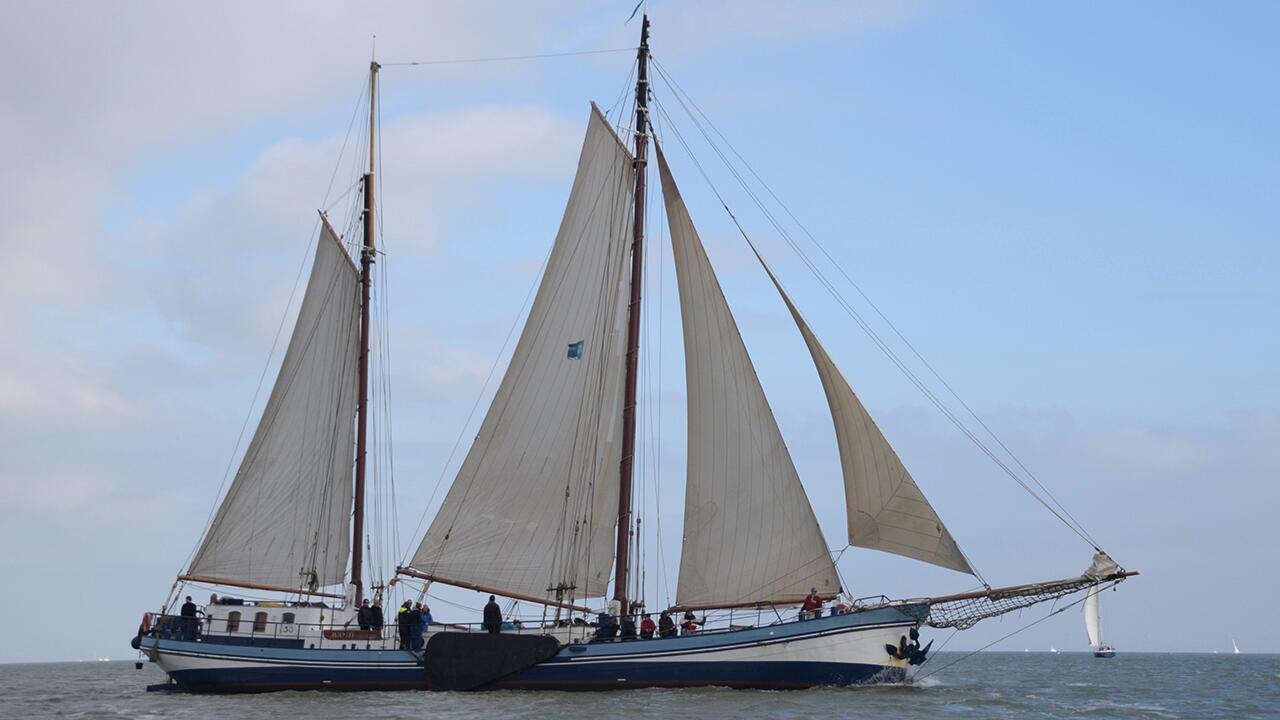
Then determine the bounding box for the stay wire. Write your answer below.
[382,47,635,67]
[648,62,1101,555]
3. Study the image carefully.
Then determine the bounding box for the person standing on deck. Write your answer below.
[369,599,385,633]
[397,601,412,648]
[657,610,676,638]
[483,595,503,634]
[179,596,198,640]
[800,587,823,620]
[409,603,425,650]
[357,598,373,630]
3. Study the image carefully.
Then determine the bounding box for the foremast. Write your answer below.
[613,13,650,613]
[351,59,379,606]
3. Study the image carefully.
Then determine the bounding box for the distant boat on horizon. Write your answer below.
[1085,586,1116,658]
[1232,639,1242,655]
[1050,645,1060,654]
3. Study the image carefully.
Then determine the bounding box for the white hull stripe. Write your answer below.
[558,619,914,664]
[156,647,420,670]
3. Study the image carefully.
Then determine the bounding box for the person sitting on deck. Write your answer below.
[832,596,850,616]
[593,612,618,641]
[397,601,412,648]
[639,614,656,639]
[620,614,637,640]
[657,610,676,638]
[179,596,199,640]
[483,595,503,634]
[680,610,701,636]
[357,598,373,630]
[369,599,385,632]
[800,587,823,620]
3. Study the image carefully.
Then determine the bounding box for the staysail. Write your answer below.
[187,223,362,590]
[1084,586,1102,649]
[658,146,840,609]
[756,265,973,574]
[407,105,635,602]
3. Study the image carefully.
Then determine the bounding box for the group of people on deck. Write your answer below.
[395,600,431,650]
[592,605,702,642]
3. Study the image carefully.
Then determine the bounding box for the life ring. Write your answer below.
[140,612,152,634]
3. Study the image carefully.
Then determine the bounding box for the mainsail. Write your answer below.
[187,223,362,590]
[1084,586,1102,649]
[658,146,840,609]
[407,105,635,602]
[758,265,973,574]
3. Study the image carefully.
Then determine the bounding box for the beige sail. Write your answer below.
[408,105,634,602]
[658,146,840,609]
[759,263,973,574]
[187,224,362,590]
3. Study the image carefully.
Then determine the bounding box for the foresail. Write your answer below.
[187,224,361,590]
[408,105,634,602]
[658,146,840,609]
[759,267,973,575]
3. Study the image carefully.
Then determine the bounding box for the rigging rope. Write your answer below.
[647,58,1103,555]
[382,47,635,67]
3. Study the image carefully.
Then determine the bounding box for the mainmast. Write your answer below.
[351,59,379,605]
[613,15,650,611]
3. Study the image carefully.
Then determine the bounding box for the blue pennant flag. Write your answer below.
[566,340,584,359]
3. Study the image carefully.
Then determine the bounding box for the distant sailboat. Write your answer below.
[1050,645,1060,654]
[1232,639,1242,655]
[1084,586,1115,657]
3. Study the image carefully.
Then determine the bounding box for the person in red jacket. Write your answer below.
[639,614,656,639]
[800,587,823,620]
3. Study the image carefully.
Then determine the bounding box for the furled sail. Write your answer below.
[1084,586,1102,649]
[758,265,973,575]
[657,146,840,609]
[187,223,362,590]
[408,105,634,601]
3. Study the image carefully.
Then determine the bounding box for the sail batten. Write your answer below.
[755,259,973,575]
[658,146,840,609]
[407,106,635,602]
[187,224,362,590]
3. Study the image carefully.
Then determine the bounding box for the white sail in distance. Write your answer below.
[409,105,634,602]
[657,146,840,609]
[756,262,973,575]
[187,224,362,590]
[1084,586,1102,649]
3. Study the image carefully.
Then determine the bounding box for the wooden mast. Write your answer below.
[351,59,379,605]
[613,14,650,612]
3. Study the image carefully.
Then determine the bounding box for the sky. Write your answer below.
[0,1,1277,664]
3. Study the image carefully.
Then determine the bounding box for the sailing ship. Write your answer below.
[133,15,1136,693]
[1084,587,1116,658]
[1233,639,1242,655]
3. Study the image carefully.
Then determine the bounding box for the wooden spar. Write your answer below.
[670,594,838,613]
[177,575,345,600]
[613,11,650,613]
[925,570,1139,605]
[350,59,379,605]
[394,568,594,614]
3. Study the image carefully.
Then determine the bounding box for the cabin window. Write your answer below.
[253,611,268,633]
[282,612,295,625]
[226,611,241,633]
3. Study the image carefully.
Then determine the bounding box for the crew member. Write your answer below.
[179,596,198,640]
[639,614,656,639]
[357,598,373,630]
[483,595,503,634]
[657,610,676,638]
[800,587,823,620]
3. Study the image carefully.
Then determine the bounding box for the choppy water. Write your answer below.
[2,652,1277,719]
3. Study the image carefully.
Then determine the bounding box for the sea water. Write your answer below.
[2,652,1277,719]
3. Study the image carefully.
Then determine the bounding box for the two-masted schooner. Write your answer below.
[134,15,1135,693]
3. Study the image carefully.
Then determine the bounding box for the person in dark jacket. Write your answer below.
[593,612,618,641]
[483,595,503,634]
[409,603,425,650]
[397,601,412,649]
[179,596,198,640]
[657,610,676,638]
[357,598,373,630]
[369,599,385,632]
[620,614,637,640]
